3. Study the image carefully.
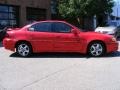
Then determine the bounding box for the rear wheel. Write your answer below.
[88,42,105,57]
[16,42,32,57]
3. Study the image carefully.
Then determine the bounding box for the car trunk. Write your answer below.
[0,28,21,42]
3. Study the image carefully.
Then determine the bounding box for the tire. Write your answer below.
[16,42,32,57]
[88,42,105,57]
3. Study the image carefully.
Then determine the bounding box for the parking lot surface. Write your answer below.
[0,42,120,90]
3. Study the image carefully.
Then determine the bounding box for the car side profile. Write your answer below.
[3,20,118,57]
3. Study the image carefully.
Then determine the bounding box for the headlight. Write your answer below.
[111,37,117,42]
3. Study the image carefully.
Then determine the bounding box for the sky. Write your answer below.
[114,0,117,1]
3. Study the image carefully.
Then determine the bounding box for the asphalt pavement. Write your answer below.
[0,42,120,90]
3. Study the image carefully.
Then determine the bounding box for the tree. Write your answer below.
[58,0,114,28]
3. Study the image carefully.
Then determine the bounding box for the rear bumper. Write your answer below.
[106,41,119,53]
[3,38,16,51]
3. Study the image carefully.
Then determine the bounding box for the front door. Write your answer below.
[52,22,82,52]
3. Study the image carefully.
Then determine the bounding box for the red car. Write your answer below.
[3,20,119,57]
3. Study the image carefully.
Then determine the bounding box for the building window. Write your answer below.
[51,0,59,19]
[0,5,19,29]
[26,7,46,24]
[51,0,57,14]
[110,15,115,20]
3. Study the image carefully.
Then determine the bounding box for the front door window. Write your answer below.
[52,22,71,33]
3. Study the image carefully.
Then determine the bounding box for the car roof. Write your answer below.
[32,20,76,28]
[23,20,78,29]
[37,20,67,23]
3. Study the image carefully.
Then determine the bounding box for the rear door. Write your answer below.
[29,22,55,52]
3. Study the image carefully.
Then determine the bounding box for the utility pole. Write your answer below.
[116,0,120,26]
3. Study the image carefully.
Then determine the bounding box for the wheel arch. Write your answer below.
[15,40,33,50]
[87,40,107,54]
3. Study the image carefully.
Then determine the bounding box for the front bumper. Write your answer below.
[106,41,119,53]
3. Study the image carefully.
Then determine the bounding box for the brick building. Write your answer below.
[0,0,51,29]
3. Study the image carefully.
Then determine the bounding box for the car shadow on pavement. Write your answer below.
[105,51,120,57]
[10,51,120,58]
[10,52,90,58]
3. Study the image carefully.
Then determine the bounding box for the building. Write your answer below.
[51,0,59,19]
[107,1,120,26]
[0,0,51,29]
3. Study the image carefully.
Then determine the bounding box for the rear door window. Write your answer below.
[31,22,52,32]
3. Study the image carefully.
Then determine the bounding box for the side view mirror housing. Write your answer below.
[28,27,35,31]
[71,29,78,35]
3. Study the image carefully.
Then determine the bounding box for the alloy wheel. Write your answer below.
[17,43,31,57]
[89,43,104,57]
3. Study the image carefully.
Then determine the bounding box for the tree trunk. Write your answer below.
[77,17,84,29]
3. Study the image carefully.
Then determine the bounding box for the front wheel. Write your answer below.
[16,42,32,57]
[88,42,105,57]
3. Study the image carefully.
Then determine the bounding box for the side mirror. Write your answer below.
[28,28,35,31]
[71,29,78,35]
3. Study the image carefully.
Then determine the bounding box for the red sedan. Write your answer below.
[3,20,119,57]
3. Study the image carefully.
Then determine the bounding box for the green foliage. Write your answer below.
[58,0,114,18]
